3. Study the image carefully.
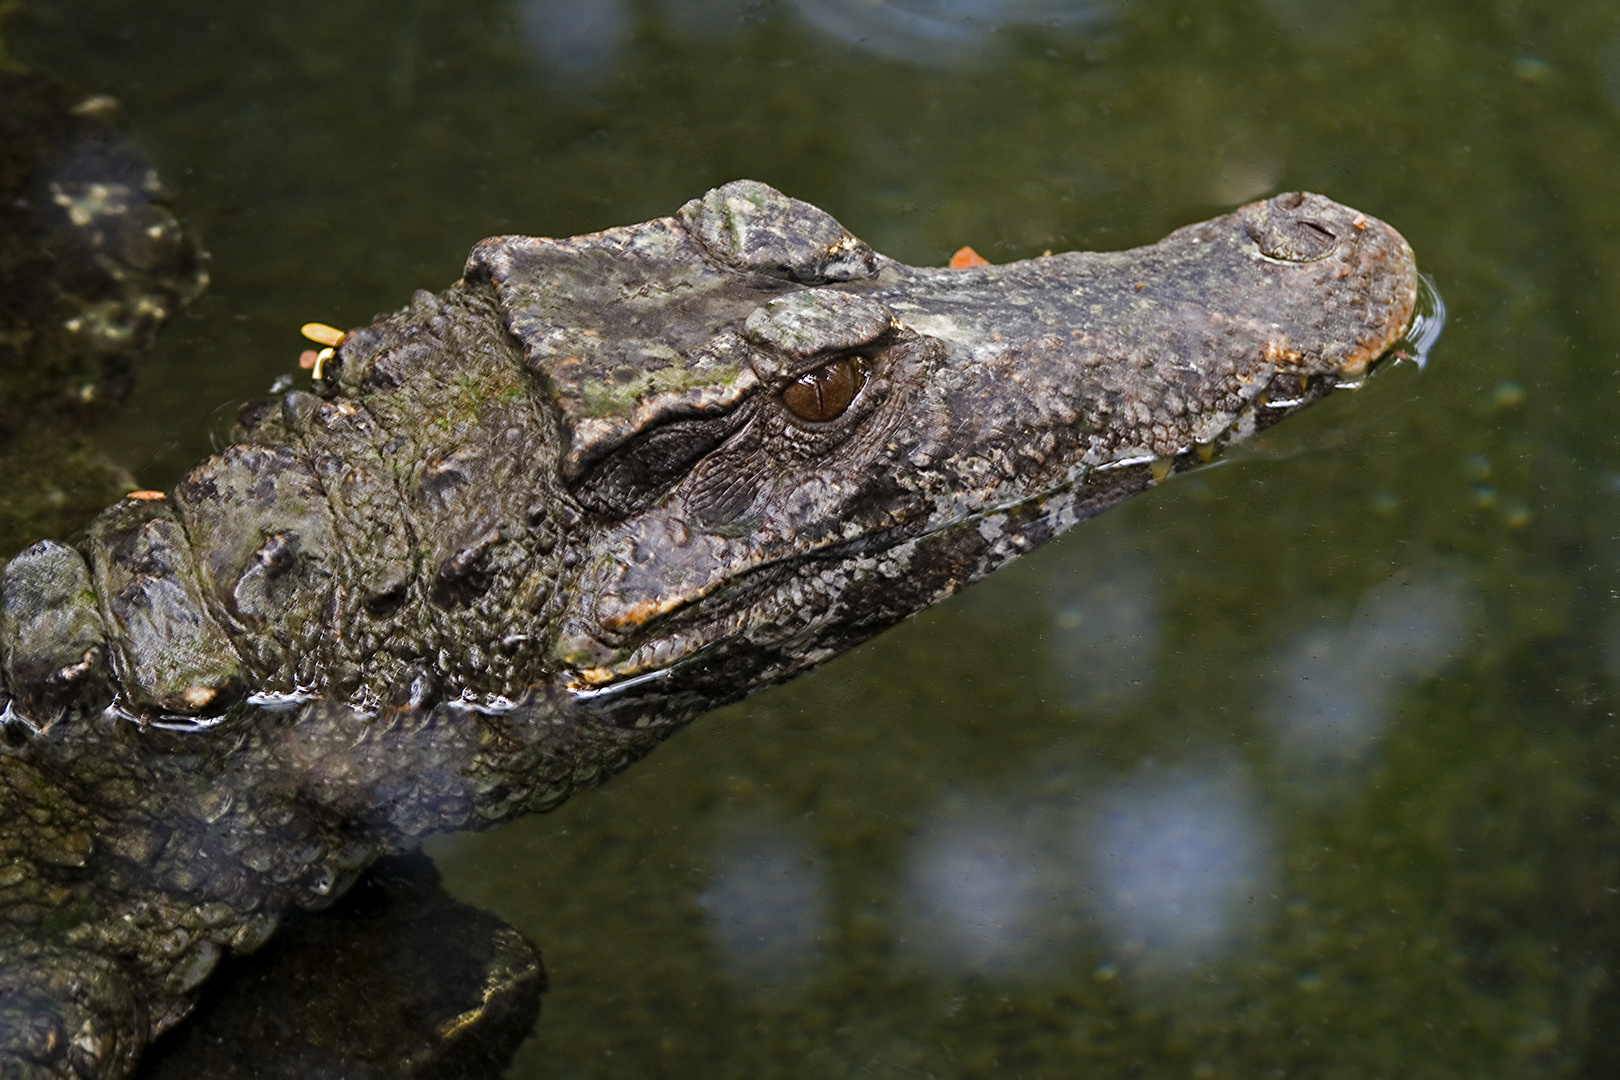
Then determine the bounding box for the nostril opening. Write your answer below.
[1277,192,1307,210]
[1245,204,1342,262]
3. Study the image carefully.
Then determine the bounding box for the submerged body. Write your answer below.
[0,182,1416,1078]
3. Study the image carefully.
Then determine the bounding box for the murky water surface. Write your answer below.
[11,0,1620,1075]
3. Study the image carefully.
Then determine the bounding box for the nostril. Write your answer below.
[1245,197,1342,262]
[1280,219,1339,258]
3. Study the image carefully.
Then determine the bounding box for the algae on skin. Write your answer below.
[578,359,744,419]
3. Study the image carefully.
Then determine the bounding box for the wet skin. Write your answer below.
[0,182,1415,1079]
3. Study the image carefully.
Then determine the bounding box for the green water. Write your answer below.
[11,0,1620,1075]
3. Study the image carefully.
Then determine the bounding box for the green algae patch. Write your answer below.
[577,358,745,419]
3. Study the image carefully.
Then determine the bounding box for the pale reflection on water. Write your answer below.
[698,826,828,987]
[514,0,633,77]
[1259,0,1373,48]
[1265,568,1477,781]
[901,758,1272,981]
[1077,763,1275,971]
[1046,546,1160,715]
[901,805,1064,975]
[1603,38,1620,111]
[790,0,1115,61]
[511,0,1118,79]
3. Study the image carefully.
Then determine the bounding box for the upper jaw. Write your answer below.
[551,192,1419,694]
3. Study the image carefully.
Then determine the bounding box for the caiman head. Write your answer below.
[463,181,1418,725]
[0,181,1419,1080]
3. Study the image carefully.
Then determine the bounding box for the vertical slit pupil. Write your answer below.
[783,356,866,421]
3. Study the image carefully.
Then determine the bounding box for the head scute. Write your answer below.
[742,290,893,382]
[466,216,771,480]
[677,179,878,285]
[463,181,887,481]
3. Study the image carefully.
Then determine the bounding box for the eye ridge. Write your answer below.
[781,354,869,423]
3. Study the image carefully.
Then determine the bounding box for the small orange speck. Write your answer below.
[126,490,166,501]
[1352,214,1367,230]
[948,246,991,269]
[298,349,319,369]
[300,322,346,346]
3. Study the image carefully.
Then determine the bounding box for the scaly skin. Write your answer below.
[0,182,1417,1078]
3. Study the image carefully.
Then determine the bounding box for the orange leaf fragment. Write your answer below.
[300,321,345,346]
[126,490,166,501]
[948,246,991,269]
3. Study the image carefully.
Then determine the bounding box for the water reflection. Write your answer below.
[698,825,827,986]
[1046,546,1159,715]
[1077,762,1274,970]
[513,0,1119,76]
[661,0,774,36]
[901,758,1271,979]
[47,140,159,227]
[790,0,1114,62]
[901,807,1059,974]
[1259,0,1372,49]
[1602,38,1620,111]
[1208,148,1282,207]
[515,0,633,78]
[1604,609,1620,692]
[1266,569,1475,776]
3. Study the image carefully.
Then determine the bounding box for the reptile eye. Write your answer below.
[781,355,867,422]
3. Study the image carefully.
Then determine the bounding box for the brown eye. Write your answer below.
[781,355,867,422]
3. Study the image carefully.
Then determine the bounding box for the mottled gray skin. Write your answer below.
[0,181,1416,1079]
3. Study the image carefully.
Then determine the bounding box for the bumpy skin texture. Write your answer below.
[0,182,1417,1079]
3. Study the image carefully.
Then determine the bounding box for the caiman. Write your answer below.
[0,180,1418,1079]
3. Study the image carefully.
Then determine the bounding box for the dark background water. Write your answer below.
[9,0,1620,1075]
